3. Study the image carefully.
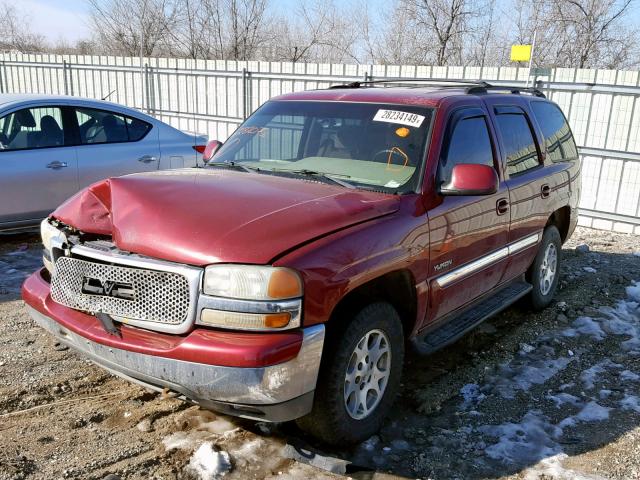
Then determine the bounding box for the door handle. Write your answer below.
[46,161,68,169]
[541,184,551,198]
[138,155,158,163]
[496,198,509,215]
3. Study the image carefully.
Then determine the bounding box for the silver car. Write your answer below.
[0,94,207,231]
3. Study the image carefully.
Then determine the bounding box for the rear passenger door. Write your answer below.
[70,106,161,188]
[0,105,78,225]
[427,107,510,322]
[486,102,549,281]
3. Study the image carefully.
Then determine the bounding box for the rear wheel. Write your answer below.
[296,302,404,445]
[527,225,562,310]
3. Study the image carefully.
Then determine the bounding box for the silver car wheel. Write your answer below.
[539,242,558,296]
[343,328,391,420]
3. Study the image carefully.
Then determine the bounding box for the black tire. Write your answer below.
[296,302,404,445]
[527,225,562,311]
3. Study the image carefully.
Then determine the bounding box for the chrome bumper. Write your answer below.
[27,306,325,422]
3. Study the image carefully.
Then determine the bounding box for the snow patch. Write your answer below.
[523,453,607,480]
[580,360,622,390]
[562,317,606,340]
[187,442,232,480]
[620,395,640,413]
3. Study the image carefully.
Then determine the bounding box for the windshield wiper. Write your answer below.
[271,168,356,189]
[206,161,259,174]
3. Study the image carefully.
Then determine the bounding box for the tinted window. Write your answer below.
[531,102,578,162]
[495,113,540,176]
[126,116,152,141]
[440,116,494,180]
[75,108,151,144]
[0,107,65,151]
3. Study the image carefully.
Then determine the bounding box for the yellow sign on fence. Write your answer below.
[511,44,532,62]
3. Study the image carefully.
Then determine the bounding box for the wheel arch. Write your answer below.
[325,269,418,340]
[546,205,571,243]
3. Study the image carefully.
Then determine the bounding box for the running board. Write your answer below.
[413,280,532,355]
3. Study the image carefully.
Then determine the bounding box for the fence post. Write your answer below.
[144,63,151,114]
[62,60,68,95]
[242,68,252,119]
[0,60,4,93]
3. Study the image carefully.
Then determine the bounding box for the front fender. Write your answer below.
[274,196,430,333]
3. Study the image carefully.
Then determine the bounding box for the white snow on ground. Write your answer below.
[464,282,640,478]
[187,442,232,480]
[562,317,607,340]
[523,454,608,480]
[484,345,574,399]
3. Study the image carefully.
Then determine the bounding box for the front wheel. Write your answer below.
[527,225,562,310]
[296,302,404,445]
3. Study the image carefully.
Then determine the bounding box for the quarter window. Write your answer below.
[440,116,495,181]
[0,107,65,151]
[495,112,540,176]
[75,108,151,144]
[531,102,578,162]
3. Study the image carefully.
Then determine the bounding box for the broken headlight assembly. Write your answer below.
[41,218,67,274]
[198,265,303,331]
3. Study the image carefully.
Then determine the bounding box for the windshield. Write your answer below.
[210,101,434,193]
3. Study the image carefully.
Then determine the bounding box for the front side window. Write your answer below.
[495,112,540,176]
[212,101,433,193]
[0,107,65,151]
[75,108,151,145]
[440,115,495,181]
[531,102,578,162]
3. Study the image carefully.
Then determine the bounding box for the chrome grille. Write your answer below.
[51,257,191,325]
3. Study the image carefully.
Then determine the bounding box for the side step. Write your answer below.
[413,280,532,355]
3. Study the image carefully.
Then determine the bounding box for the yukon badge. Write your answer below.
[82,277,135,301]
[434,259,453,272]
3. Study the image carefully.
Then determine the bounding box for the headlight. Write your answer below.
[41,219,65,273]
[41,218,60,253]
[199,265,303,331]
[203,265,302,300]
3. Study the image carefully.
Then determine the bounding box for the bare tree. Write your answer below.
[407,0,480,66]
[87,0,181,56]
[0,2,46,52]
[265,0,360,63]
[552,0,638,68]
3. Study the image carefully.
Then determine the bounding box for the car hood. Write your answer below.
[52,169,400,266]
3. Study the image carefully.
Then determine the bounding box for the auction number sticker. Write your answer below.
[373,109,424,128]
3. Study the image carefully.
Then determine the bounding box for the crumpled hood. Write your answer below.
[52,169,400,265]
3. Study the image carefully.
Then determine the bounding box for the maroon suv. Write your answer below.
[23,80,580,445]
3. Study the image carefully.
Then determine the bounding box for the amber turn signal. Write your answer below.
[268,269,303,299]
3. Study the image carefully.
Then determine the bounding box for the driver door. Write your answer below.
[0,105,78,226]
[427,107,510,322]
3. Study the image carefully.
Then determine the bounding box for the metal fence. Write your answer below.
[0,52,639,234]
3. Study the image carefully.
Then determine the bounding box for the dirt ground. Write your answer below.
[0,226,639,480]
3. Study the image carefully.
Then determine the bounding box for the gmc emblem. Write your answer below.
[81,277,135,301]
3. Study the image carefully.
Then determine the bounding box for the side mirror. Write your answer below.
[202,140,223,164]
[439,163,498,196]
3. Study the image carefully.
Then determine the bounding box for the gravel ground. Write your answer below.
[0,227,639,480]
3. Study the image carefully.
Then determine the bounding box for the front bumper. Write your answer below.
[23,271,325,422]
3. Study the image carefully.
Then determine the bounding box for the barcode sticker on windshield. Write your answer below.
[373,109,425,128]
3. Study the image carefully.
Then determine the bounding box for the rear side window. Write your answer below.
[495,112,540,176]
[0,107,65,151]
[74,107,152,145]
[531,102,578,162]
[440,116,494,180]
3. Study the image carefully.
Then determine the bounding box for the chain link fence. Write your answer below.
[1,52,639,234]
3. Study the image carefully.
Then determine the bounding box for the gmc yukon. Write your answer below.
[23,80,580,445]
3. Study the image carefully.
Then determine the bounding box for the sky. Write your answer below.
[24,0,640,45]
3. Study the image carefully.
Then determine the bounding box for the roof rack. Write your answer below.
[329,78,546,98]
[329,78,490,89]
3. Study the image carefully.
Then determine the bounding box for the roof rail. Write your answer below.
[329,78,490,89]
[329,78,546,98]
[466,84,546,98]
